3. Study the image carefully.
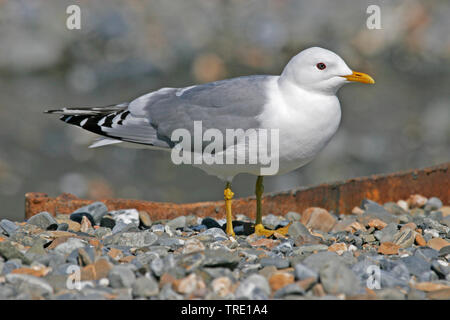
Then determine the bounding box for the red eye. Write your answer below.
[316,63,326,70]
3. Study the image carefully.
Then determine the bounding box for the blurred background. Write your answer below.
[0,0,449,221]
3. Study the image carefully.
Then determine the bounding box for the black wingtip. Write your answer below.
[44,109,61,114]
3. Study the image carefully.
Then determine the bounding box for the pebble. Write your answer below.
[393,228,415,248]
[319,261,362,296]
[0,241,32,264]
[375,222,398,243]
[132,275,159,298]
[427,238,450,251]
[235,274,271,299]
[301,207,336,232]
[285,211,301,221]
[259,257,290,269]
[109,209,140,225]
[73,202,108,225]
[268,271,294,291]
[425,197,443,211]
[397,199,409,212]
[211,276,233,297]
[294,263,319,281]
[384,202,408,216]
[69,212,95,227]
[0,219,19,236]
[103,231,158,248]
[6,273,54,297]
[407,194,428,209]
[100,215,116,229]
[5,193,450,300]
[27,212,58,230]
[361,199,398,224]
[108,265,136,288]
[138,211,152,228]
[302,251,343,273]
[173,273,206,296]
[401,255,431,277]
[167,216,187,230]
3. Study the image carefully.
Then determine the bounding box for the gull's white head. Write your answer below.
[281,47,375,94]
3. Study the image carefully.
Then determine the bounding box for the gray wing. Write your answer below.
[129,75,272,150]
[48,75,273,150]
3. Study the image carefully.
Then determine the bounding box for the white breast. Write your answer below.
[259,78,342,175]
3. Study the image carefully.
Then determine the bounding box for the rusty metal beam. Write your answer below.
[25,162,449,220]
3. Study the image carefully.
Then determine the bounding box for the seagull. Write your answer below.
[46,47,374,237]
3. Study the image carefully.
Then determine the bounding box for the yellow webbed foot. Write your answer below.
[253,222,292,238]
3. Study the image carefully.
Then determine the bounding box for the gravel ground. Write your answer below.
[0,194,449,300]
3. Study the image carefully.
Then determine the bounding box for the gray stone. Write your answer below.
[202,249,240,269]
[108,265,136,288]
[287,221,310,238]
[294,263,319,281]
[94,227,112,239]
[27,212,57,230]
[109,209,140,225]
[428,211,443,221]
[439,245,450,256]
[424,197,443,211]
[167,216,186,229]
[151,224,165,235]
[198,228,228,241]
[375,223,398,243]
[407,289,427,300]
[361,199,398,223]
[414,247,439,262]
[0,219,19,236]
[6,273,53,296]
[159,283,183,300]
[262,214,282,229]
[272,241,293,254]
[379,262,410,289]
[132,276,159,297]
[376,288,405,300]
[319,261,362,296]
[56,223,69,231]
[235,274,271,299]
[383,202,408,216]
[441,216,450,227]
[2,259,22,274]
[112,221,139,234]
[157,237,185,248]
[103,231,158,248]
[0,284,15,298]
[0,241,32,265]
[150,257,165,277]
[431,260,450,277]
[53,238,87,256]
[302,251,343,272]
[73,202,108,225]
[294,244,328,255]
[410,208,425,217]
[259,257,289,269]
[400,256,431,277]
[273,283,305,298]
[25,238,47,260]
[423,218,449,234]
[285,211,301,221]
[418,270,439,282]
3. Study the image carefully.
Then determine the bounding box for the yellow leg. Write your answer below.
[253,176,292,237]
[224,182,235,237]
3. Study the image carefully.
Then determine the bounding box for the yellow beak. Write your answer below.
[342,71,375,84]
